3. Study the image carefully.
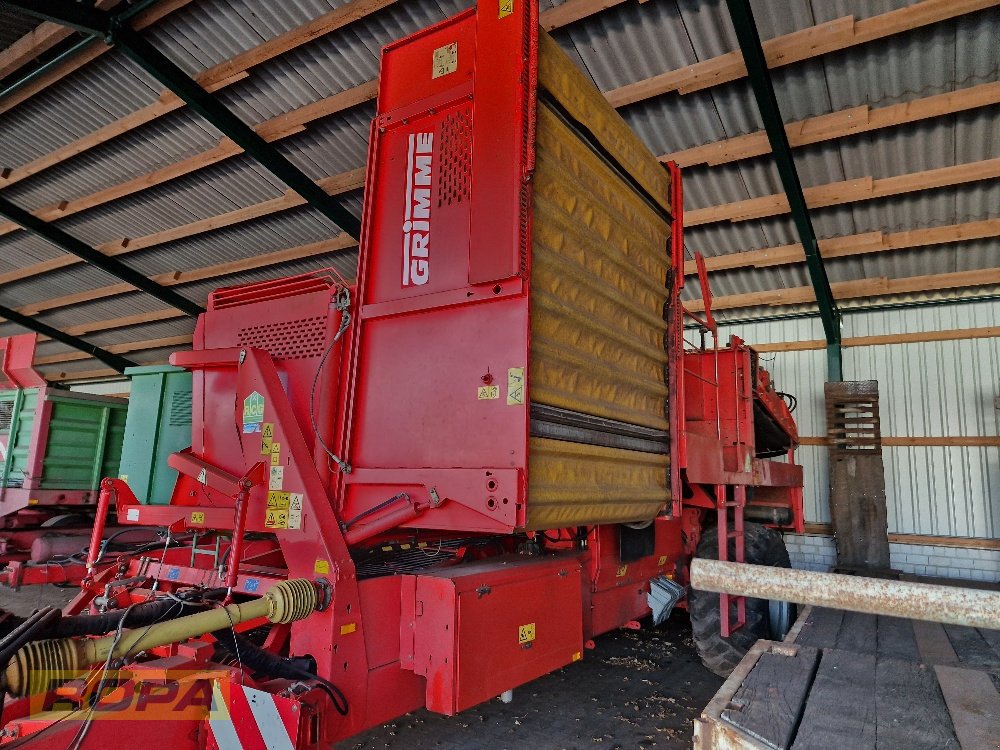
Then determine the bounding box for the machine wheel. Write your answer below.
[688,522,795,677]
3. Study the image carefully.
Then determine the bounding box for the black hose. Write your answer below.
[45,589,227,638]
[211,628,349,715]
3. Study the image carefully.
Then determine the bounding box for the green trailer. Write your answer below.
[0,337,127,517]
[118,365,193,504]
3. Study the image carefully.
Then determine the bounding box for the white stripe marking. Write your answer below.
[209,682,243,750]
[243,686,295,750]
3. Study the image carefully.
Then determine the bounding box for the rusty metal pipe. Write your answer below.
[690,558,1000,630]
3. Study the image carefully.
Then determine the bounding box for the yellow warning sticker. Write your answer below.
[518,622,535,644]
[270,442,281,466]
[478,385,500,400]
[190,512,205,525]
[498,0,513,19]
[572,651,582,662]
[340,623,357,635]
[260,423,274,455]
[616,564,628,578]
[507,366,525,405]
[267,491,290,509]
[658,555,668,566]
[314,559,330,575]
[265,509,288,529]
[432,42,458,79]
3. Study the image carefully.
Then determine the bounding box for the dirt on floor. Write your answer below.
[0,587,724,749]
[340,612,723,750]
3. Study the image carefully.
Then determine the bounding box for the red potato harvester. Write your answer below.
[0,2,802,746]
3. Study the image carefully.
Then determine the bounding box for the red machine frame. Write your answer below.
[0,3,803,746]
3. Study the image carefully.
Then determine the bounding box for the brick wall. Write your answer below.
[782,534,1000,582]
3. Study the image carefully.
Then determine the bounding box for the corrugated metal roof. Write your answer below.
[0,0,996,374]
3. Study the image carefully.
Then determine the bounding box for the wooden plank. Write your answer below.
[0,0,194,118]
[686,267,1000,312]
[754,324,1000,353]
[686,157,1000,227]
[876,615,920,662]
[686,219,1000,276]
[0,22,76,80]
[33,335,194,366]
[913,620,959,666]
[935,665,1000,750]
[874,657,960,749]
[14,236,357,316]
[0,82,372,236]
[663,81,1000,168]
[792,649,877,749]
[834,610,879,654]
[798,436,1000,447]
[604,0,999,108]
[0,167,365,288]
[943,625,1000,669]
[721,645,820,749]
[539,0,627,31]
[794,607,845,649]
[799,525,1000,552]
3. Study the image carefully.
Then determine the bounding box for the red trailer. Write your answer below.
[0,3,802,746]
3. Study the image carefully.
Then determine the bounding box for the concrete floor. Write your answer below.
[0,582,77,618]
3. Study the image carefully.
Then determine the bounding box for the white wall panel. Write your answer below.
[715,300,1000,541]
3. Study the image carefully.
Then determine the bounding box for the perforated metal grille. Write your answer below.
[238,316,327,361]
[0,401,12,433]
[169,390,192,427]
[439,108,471,206]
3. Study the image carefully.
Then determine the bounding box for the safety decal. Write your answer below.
[242,391,264,426]
[268,466,284,491]
[478,385,500,400]
[340,623,357,635]
[616,564,628,578]
[288,493,303,530]
[498,0,513,19]
[190,511,205,525]
[507,366,525,405]
[260,423,274,454]
[658,555,668,566]
[432,42,458,79]
[314,559,330,575]
[270,442,281,466]
[126,508,140,522]
[266,491,291,529]
[518,622,535,645]
[197,468,207,484]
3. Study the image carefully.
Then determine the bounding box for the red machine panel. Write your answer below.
[400,555,582,714]
[340,6,537,533]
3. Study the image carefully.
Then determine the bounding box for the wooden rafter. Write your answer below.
[662,81,1000,168]
[0,84,375,238]
[685,157,1000,227]
[0,167,365,286]
[604,0,999,108]
[0,0,193,117]
[1,0,610,190]
[34,334,194,365]
[752,325,1000,353]
[686,267,1000,312]
[684,219,1000,275]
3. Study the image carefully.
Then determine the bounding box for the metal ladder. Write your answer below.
[716,484,747,636]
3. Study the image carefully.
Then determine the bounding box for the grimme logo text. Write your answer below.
[402,132,433,287]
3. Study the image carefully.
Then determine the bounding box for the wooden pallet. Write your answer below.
[694,605,1000,749]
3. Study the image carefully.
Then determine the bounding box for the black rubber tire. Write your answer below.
[688,522,793,677]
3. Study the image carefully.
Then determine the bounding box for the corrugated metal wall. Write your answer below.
[721,300,999,539]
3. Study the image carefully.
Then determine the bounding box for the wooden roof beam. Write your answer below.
[0,83,374,238]
[14,234,359,316]
[1,0,610,189]
[0,0,193,117]
[686,268,1000,312]
[685,157,1000,226]
[0,166,364,287]
[34,334,194,365]
[684,219,1000,275]
[605,0,999,108]
[753,325,1000,353]
[662,81,1000,168]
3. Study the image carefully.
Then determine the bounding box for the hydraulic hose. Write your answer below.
[48,591,223,638]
